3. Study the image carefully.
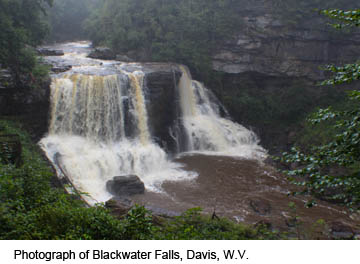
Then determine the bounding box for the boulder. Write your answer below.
[88,47,116,60]
[51,65,72,73]
[106,175,145,197]
[37,48,64,56]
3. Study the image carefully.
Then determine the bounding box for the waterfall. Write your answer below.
[127,71,150,145]
[40,42,265,205]
[40,68,195,204]
[178,66,265,158]
[49,74,126,142]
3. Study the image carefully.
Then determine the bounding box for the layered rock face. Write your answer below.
[212,2,360,80]
[142,63,182,152]
[210,2,360,152]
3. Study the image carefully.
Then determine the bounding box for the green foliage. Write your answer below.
[0,120,124,239]
[85,0,242,79]
[46,0,100,42]
[321,63,360,85]
[221,74,345,135]
[270,0,358,26]
[0,0,52,84]
[121,205,154,239]
[321,9,360,28]
[153,207,280,240]
[281,10,360,210]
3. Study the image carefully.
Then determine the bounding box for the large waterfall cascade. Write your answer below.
[40,42,265,204]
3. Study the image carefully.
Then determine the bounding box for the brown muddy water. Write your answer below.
[132,154,360,236]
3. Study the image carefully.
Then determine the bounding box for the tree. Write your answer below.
[84,0,242,80]
[281,9,360,210]
[47,0,101,42]
[0,0,53,84]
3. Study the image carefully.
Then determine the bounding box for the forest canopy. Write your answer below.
[0,0,53,82]
[84,0,242,78]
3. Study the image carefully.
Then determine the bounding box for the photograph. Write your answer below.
[0,1,359,262]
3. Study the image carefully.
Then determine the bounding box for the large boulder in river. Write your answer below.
[88,47,116,60]
[106,175,145,197]
[51,65,72,73]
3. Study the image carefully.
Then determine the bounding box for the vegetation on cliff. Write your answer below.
[281,9,360,210]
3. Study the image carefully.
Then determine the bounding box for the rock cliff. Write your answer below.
[209,2,360,152]
[212,1,360,80]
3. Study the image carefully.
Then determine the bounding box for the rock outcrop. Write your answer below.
[208,2,360,153]
[88,47,116,60]
[51,65,72,73]
[212,2,360,80]
[37,48,64,56]
[142,63,182,152]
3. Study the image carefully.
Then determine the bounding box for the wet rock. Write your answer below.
[105,197,133,217]
[249,198,271,215]
[51,65,72,73]
[142,64,182,153]
[88,47,116,60]
[116,54,133,62]
[37,48,64,56]
[106,175,145,197]
[330,221,354,239]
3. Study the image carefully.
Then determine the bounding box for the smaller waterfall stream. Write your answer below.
[178,66,265,158]
[127,71,150,145]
